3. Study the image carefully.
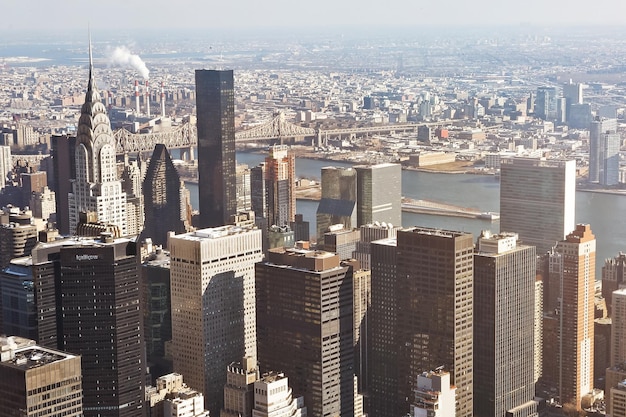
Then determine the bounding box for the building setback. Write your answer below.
[256,247,355,417]
[195,69,237,228]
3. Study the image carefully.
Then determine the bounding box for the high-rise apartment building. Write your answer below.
[68,43,127,236]
[500,157,576,255]
[396,227,474,417]
[169,225,263,416]
[0,337,83,417]
[316,166,357,243]
[265,145,295,227]
[354,163,402,227]
[256,247,355,417]
[550,224,596,410]
[195,70,237,228]
[535,87,558,121]
[473,231,538,417]
[589,118,619,186]
[142,144,191,247]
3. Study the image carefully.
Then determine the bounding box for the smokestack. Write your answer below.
[145,80,150,117]
[135,80,140,114]
[161,81,165,117]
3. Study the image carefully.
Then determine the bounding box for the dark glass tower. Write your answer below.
[195,70,237,228]
[141,144,189,248]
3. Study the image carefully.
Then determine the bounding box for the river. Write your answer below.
[185,152,626,277]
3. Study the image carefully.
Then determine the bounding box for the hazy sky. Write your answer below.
[4,0,626,33]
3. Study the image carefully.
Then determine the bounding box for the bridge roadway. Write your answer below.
[113,113,452,155]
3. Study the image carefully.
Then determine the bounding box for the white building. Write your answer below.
[165,392,210,417]
[0,145,10,190]
[252,372,307,417]
[169,224,263,415]
[411,369,456,417]
[68,43,127,236]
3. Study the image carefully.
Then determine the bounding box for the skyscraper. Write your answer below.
[169,224,263,416]
[550,224,596,410]
[396,227,474,417]
[316,166,357,243]
[500,157,576,255]
[602,253,626,316]
[50,135,76,235]
[195,70,237,228]
[256,247,356,417]
[68,41,127,236]
[368,236,398,417]
[0,145,10,191]
[30,233,146,417]
[265,145,295,227]
[473,231,537,417]
[0,257,36,340]
[535,87,558,121]
[611,289,626,368]
[354,163,402,227]
[142,144,191,247]
[589,118,619,186]
[221,357,258,417]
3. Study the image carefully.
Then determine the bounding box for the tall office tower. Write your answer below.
[369,237,398,417]
[589,118,619,186]
[50,135,76,235]
[603,253,626,316]
[68,43,127,236]
[535,87,558,121]
[500,157,576,255]
[396,227,474,417]
[322,225,361,260]
[410,370,456,417]
[0,337,83,417]
[535,277,544,384]
[251,164,268,221]
[352,222,400,270]
[169,225,263,416]
[0,145,10,191]
[0,257,36,340]
[256,247,355,417]
[142,144,190,248]
[352,264,371,394]
[563,80,583,107]
[122,158,144,236]
[473,232,538,417]
[252,372,308,417]
[610,380,626,417]
[290,213,310,242]
[607,290,626,416]
[549,224,596,410]
[0,209,38,269]
[265,145,295,227]
[236,164,252,213]
[195,69,237,228]
[221,357,259,417]
[59,234,146,417]
[611,289,626,369]
[354,163,402,227]
[141,244,173,379]
[316,166,357,244]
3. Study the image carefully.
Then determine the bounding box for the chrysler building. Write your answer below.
[68,40,127,236]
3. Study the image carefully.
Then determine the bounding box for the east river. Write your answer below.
[185,152,626,277]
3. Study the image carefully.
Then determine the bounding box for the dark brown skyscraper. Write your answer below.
[256,247,355,417]
[195,69,237,228]
[141,144,189,247]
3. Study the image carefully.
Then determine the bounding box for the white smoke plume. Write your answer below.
[107,46,149,79]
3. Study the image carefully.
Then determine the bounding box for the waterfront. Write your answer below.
[185,152,626,276]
